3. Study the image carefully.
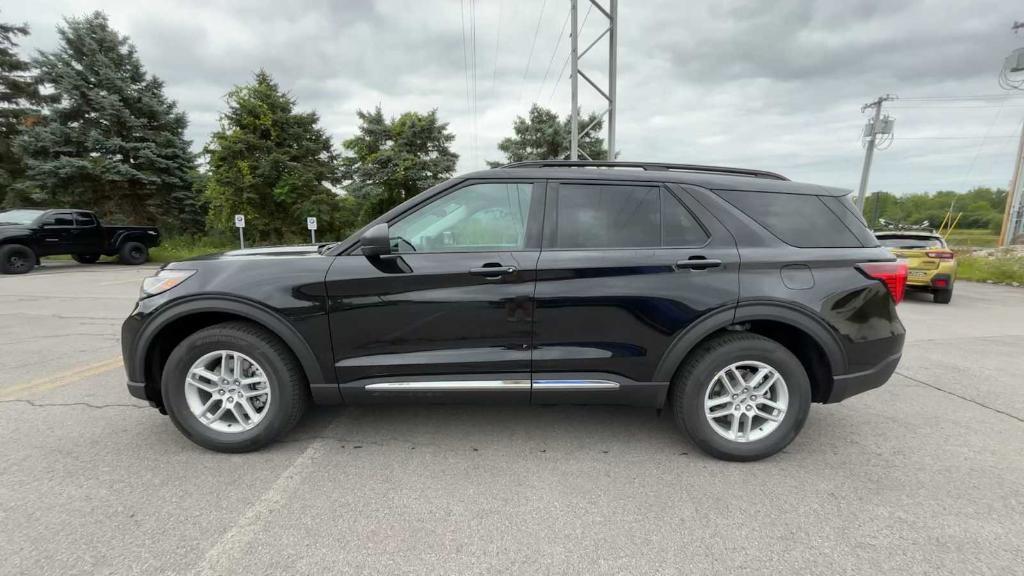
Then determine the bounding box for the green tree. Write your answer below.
[340,106,459,220]
[487,104,608,167]
[204,70,343,243]
[14,12,200,231]
[0,17,46,206]
[863,186,1007,232]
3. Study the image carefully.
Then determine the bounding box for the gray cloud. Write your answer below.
[5,0,1024,193]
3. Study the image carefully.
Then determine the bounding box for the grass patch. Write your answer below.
[946,229,999,248]
[956,254,1024,285]
[150,236,236,263]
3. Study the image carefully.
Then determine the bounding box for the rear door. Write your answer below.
[71,212,103,254]
[532,180,739,406]
[326,180,545,404]
[35,212,76,256]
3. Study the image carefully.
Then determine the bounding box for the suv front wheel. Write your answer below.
[672,333,811,461]
[161,321,308,453]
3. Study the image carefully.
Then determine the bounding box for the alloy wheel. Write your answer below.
[703,360,789,443]
[184,350,271,433]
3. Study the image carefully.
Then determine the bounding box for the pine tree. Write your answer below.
[203,70,342,243]
[487,104,608,167]
[15,12,200,231]
[0,17,46,206]
[340,106,459,220]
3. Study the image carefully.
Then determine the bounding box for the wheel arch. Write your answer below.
[135,297,335,408]
[655,301,846,404]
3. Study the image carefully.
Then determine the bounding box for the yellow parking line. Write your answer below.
[0,357,124,400]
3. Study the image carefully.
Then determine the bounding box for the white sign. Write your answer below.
[306,217,318,231]
[234,214,246,228]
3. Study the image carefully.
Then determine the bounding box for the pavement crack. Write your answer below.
[895,370,1024,424]
[0,398,148,410]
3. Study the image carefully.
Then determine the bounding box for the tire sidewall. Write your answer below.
[1,244,36,274]
[161,328,298,452]
[679,337,811,461]
[119,242,148,265]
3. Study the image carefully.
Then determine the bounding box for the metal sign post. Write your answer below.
[234,214,245,249]
[307,216,318,244]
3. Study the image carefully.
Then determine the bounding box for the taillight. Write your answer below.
[925,250,954,260]
[857,261,908,304]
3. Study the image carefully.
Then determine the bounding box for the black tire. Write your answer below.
[933,287,953,304]
[0,244,36,274]
[72,253,101,264]
[671,333,811,462]
[119,241,148,265]
[161,321,309,453]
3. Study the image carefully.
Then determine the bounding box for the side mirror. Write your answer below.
[359,223,392,257]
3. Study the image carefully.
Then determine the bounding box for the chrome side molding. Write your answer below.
[364,380,530,391]
[532,379,620,390]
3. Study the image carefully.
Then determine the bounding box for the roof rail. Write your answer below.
[499,160,789,181]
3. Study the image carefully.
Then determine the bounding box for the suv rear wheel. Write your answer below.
[161,321,308,453]
[933,287,953,304]
[671,333,811,461]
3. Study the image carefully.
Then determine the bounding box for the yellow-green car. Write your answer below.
[875,231,957,304]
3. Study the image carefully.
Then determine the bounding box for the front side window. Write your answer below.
[390,182,534,253]
[42,213,74,227]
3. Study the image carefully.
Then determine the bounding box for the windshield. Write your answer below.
[876,235,946,249]
[0,209,44,225]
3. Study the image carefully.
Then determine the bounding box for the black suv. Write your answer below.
[122,161,906,461]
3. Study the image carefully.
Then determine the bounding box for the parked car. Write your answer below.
[0,208,160,274]
[122,161,906,461]
[875,231,957,304]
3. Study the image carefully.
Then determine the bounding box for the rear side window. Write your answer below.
[74,212,97,227]
[554,185,709,249]
[716,190,862,248]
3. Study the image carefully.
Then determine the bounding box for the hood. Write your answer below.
[182,244,324,262]
[0,225,31,238]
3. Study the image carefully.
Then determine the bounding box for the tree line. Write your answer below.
[0,11,605,244]
[862,187,1007,232]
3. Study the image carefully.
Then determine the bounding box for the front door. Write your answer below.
[35,212,76,256]
[326,180,544,403]
[531,181,740,406]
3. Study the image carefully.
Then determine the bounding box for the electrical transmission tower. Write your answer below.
[569,0,617,160]
[855,94,896,211]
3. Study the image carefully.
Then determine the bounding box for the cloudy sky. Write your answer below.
[6,0,1024,194]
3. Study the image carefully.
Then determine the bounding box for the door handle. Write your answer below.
[469,265,518,278]
[675,257,722,271]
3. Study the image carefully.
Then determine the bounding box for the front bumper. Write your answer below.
[827,352,902,403]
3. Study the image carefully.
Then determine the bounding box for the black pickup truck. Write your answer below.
[0,208,160,274]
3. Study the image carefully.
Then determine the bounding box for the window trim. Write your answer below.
[542,180,712,251]
[379,179,546,255]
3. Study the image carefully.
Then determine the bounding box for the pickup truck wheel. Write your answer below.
[119,241,148,265]
[72,253,100,264]
[0,244,36,274]
[671,333,811,462]
[161,321,309,453]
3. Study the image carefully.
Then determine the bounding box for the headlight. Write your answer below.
[140,269,195,298]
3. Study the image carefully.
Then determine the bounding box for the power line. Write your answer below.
[490,0,503,91]
[890,135,1018,140]
[536,7,571,103]
[897,94,1024,101]
[519,0,549,104]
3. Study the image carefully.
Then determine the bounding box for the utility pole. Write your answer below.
[855,94,896,211]
[569,0,617,161]
[997,20,1024,246]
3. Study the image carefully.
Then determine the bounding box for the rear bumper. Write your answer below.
[826,352,901,403]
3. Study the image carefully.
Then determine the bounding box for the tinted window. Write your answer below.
[876,235,946,249]
[42,213,74,227]
[390,182,534,253]
[662,191,709,246]
[556,185,660,248]
[75,212,97,227]
[717,190,861,248]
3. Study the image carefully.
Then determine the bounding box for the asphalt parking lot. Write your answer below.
[1,262,1022,575]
